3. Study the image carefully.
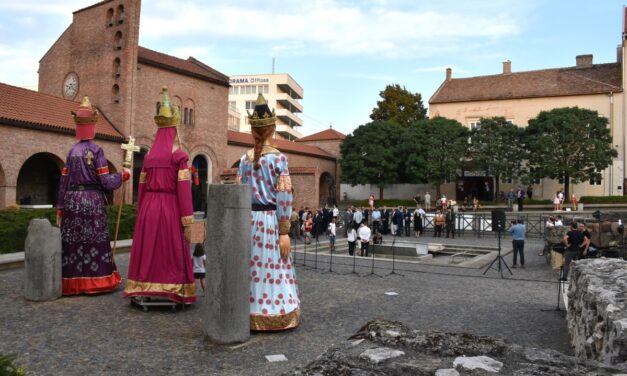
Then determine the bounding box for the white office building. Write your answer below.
[228,74,303,140]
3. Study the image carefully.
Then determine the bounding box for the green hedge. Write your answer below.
[580,196,627,204]
[0,205,136,255]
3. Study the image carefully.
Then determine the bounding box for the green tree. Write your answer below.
[403,117,468,197]
[468,117,526,196]
[525,107,617,198]
[370,84,427,127]
[340,121,405,199]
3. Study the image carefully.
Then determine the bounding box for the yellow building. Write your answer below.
[429,51,625,201]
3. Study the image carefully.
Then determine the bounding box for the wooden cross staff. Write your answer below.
[112,136,140,256]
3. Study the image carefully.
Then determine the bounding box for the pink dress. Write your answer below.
[123,144,196,304]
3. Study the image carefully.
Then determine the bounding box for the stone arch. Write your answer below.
[319,171,336,207]
[183,98,196,126]
[171,95,182,112]
[104,160,118,204]
[106,8,114,26]
[113,57,121,78]
[112,84,120,103]
[0,161,6,208]
[190,154,209,212]
[187,144,217,183]
[16,152,64,206]
[116,4,125,24]
[114,31,123,50]
[132,145,149,203]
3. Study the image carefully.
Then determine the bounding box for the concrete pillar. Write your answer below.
[24,218,62,301]
[203,184,251,344]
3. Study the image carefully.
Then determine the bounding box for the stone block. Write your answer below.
[567,258,627,365]
[203,184,251,344]
[23,218,62,301]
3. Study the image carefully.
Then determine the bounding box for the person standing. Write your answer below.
[368,193,375,212]
[558,189,565,211]
[404,208,412,236]
[347,225,357,256]
[124,88,196,304]
[445,207,456,238]
[424,192,431,211]
[344,207,353,236]
[484,181,492,201]
[290,210,300,240]
[516,186,524,212]
[526,184,533,200]
[192,243,207,296]
[563,222,583,280]
[571,193,577,211]
[332,205,339,219]
[235,93,300,331]
[394,207,404,236]
[507,189,515,211]
[382,206,390,234]
[509,218,526,268]
[371,207,381,234]
[358,222,371,257]
[353,207,363,229]
[413,192,421,207]
[57,96,129,295]
[328,217,336,252]
[304,212,313,244]
[433,210,445,237]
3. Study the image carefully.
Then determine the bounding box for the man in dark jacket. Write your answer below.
[394,207,404,236]
[404,208,412,236]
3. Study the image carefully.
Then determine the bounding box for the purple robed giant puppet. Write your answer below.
[57,96,130,295]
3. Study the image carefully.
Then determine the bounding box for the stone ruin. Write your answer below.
[285,319,627,375]
[568,258,627,365]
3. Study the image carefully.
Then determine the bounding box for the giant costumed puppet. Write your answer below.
[123,87,196,304]
[237,93,300,330]
[57,96,130,295]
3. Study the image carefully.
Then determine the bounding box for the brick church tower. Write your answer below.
[38,0,141,137]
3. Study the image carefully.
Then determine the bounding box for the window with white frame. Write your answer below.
[469,120,480,130]
[589,169,602,185]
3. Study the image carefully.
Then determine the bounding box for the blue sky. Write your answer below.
[0,0,624,136]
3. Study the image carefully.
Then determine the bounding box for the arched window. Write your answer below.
[114,31,123,50]
[156,101,161,115]
[189,109,194,126]
[112,84,120,103]
[116,5,125,24]
[183,108,189,125]
[113,58,121,77]
[106,8,114,27]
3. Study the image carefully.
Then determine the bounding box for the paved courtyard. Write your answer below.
[0,235,571,375]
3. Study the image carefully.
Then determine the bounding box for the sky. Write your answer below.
[0,0,624,136]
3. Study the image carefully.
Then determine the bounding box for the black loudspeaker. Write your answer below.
[491,210,506,232]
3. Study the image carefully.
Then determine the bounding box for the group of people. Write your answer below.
[58,91,300,331]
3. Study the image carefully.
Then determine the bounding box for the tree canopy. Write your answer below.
[340,121,405,199]
[369,84,427,127]
[468,117,526,195]
[525,107,617,198]
[403,117,468,197]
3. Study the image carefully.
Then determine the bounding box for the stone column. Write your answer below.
[203,184,251,344]
[24,218,62,301]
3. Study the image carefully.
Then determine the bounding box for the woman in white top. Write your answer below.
[553,192,560,211]
[347,226,357,256]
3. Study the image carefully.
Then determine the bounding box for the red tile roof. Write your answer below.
[138,47,230,87]
[296,128,346,142]
[0,82,124,141]
[227,131,335,160]
[430,63,622,104]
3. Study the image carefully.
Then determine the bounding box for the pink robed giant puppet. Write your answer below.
[123,87,196,304]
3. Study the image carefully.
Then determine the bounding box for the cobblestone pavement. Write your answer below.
[0,235,571,375]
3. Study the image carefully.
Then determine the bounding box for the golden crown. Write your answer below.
[154,87,181,128]
[71,96,99,125]
[248,93,276,127]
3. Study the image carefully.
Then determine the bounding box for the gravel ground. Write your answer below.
[0,235,571,375]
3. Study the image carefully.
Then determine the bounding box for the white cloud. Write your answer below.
[139,0,523,58]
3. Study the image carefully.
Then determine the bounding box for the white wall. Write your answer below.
[341,184,435,201]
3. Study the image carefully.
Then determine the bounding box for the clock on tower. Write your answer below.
[63,72,79,99]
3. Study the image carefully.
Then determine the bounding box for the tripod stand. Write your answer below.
[482,229,512,278]
[388,233,404,276]
[362,241,383,278]
[344,236,360,276]
[542,264,565,314]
